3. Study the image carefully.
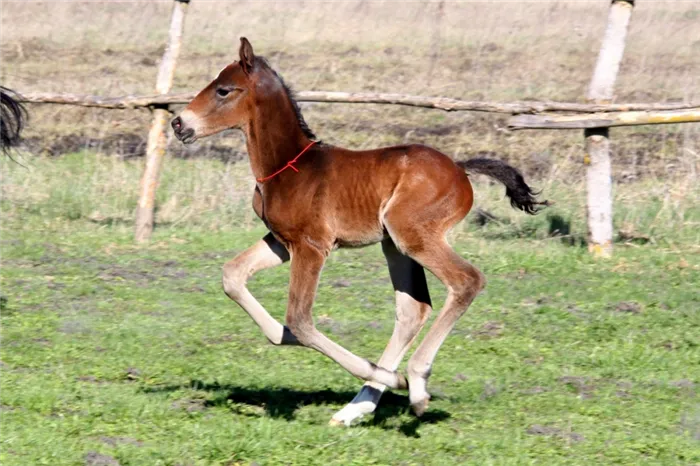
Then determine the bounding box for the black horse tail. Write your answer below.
[457,158,549,215]
[1,86,27,154]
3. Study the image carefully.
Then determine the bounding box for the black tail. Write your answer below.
[457,158,548,215]
[1,86,27,154]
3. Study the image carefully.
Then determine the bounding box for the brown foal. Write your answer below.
[172,38,546,426]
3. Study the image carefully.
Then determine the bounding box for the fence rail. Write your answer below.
[509,109,700,130]
[19,91,700,120]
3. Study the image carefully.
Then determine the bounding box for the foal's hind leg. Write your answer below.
[381,165,483,415]
[405,241,485,415]
[330,239,432,426]
[222,233,299,345]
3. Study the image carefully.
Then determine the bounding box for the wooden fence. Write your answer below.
[15,0,700,255]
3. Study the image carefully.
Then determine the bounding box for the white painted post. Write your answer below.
[135,0,189,243]
[584,0,634,257]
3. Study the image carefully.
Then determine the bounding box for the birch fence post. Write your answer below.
[584,0,634,257]
[134,0,189,243]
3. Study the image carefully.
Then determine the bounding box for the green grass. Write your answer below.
[3,1,699,462]
[2,157,699,465]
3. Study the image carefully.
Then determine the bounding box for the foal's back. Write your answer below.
[263,143,474,249]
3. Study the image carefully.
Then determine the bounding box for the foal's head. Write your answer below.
[171,37,261,143]
[172,37,314,144]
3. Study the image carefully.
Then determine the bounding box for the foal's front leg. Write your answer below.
[285,242,408,390]
[222,233,299,346]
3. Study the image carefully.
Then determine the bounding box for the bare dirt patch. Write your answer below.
[91,259,191,287]
[84,451,120,466]
[521,386,549,395]
[481,380,502,400]
[171,397,207,413]
[613,302,642,314]
[98,436,143,448]
[527,424,585,443]
[473,321,505,339]
[680,408,700,441]
[25,133,245,163]
[331,279,352,288]
[124,367,142,382]
[77,375,104,384]
[558,376,597,399]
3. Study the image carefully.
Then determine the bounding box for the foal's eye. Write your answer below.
[216,87,232,98]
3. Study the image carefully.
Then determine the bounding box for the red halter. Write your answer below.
[256,141,318,183]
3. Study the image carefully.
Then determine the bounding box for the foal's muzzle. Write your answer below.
[171,116,196,144]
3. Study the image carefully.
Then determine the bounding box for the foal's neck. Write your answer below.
[244,88,311,182]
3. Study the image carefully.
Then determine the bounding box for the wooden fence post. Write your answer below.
[135,0,189,243]
[585,0,634,257]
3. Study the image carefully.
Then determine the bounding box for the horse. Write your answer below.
[1,86,27,154]
[172,38,546,426]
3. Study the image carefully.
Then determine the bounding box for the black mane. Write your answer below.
[256,57,316,141]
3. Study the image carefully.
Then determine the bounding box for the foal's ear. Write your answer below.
[239,37,255,74]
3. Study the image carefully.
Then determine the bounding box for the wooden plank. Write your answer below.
[584,0,634,258]
[18,90,699,114]
[508,108,700,130]
[134,0,188,244]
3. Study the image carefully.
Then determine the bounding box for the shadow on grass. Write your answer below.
[143,380,450,437]
[475,213,588,247]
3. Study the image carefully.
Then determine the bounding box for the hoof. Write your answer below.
[328,418,346,427]
[411,396,430,417]
[329,411,369,427]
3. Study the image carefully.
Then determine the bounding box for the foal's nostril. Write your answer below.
[171,116,182,132]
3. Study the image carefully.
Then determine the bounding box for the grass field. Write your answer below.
[2,1,700,464]
[2,155,699,465]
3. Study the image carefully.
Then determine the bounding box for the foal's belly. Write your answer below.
[335,229,386,248]
[333,214,386,248]
[331,190,388,247]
